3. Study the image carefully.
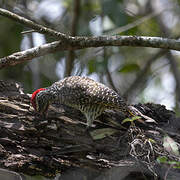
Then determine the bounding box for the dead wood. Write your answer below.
[0,80,180,179]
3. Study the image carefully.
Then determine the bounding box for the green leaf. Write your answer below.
[121,116,141,124]
[88,59,96,74]
[157,156,168,163]
[90,128,118,140]
[157,156,180,168]
[148,138,156,143]
[119,63,140,73]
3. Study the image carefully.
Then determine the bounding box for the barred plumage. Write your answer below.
[31,76,129,127]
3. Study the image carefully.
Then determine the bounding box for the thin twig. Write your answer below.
[21,30,37,34]
[106,10,163,35]
[164,164,174,180]
[0,8,69,41]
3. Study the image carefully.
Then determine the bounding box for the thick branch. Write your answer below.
[0,41,63,69]
[0,36,180,69]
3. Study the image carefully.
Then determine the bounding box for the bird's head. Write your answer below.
[31,88,50,115]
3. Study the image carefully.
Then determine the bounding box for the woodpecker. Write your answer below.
[31,76,132,127]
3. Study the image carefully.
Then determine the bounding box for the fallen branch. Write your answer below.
[0,80,179,179]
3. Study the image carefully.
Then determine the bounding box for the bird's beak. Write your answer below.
[39,103,49,118]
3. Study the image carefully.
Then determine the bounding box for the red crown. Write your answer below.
[31,88,45,111]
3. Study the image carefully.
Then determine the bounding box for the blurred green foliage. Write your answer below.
[0,17,23,55]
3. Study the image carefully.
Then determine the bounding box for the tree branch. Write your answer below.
[0,41,63,69]
[106,10,163,35]
[0,8,180,69]
[0,8,69,41]
[0,8,180,50]
[0,35,180,69]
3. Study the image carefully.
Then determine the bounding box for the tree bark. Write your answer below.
[0,80,179,179]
